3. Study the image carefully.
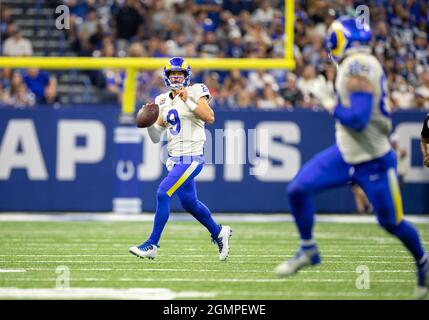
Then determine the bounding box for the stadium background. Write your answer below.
[0,0,428,214]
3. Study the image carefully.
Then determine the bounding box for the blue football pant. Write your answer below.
[287,144,425,262]
[148,156,221,245]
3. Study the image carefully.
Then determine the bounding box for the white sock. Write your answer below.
[301,240,315,247]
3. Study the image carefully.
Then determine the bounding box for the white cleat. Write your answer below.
[276,247,321,277]
[212,225,232,261]
[129,241,159,260]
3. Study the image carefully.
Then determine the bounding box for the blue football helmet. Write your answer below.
[163,57,192,90]
[325,16,372,61]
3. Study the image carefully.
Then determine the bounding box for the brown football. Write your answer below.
[136,102,159,128]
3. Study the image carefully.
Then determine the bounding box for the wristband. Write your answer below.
[185,99,198,111]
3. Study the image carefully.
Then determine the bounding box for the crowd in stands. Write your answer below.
[1,0,429,111]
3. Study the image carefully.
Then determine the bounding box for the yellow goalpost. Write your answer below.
[0,0,295,115]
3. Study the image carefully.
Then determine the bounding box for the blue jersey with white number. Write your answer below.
[335,49,392,164]
[155,83,212,157]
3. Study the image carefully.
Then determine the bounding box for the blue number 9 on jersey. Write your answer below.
[167,109,181,135]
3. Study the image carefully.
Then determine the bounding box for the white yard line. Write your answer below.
[0,260,416,264]
[0,254,414,258]
[0,278,415,283]
[0,287,215,299]
[0,269,26,273]
[18,267,414,273]
[0,213,428,223]
[0,251,412,262]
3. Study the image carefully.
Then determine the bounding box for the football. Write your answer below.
[136,102,159,128]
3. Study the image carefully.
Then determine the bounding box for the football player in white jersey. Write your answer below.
[275,16,429,299]
[129,57,232,261]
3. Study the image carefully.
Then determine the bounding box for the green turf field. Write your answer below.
[0,220,428,300]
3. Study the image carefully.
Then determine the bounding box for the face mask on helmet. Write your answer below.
[167,71,186,90]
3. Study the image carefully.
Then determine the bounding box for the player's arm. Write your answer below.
[137,99,165,144]
[421,115,429,167]
[146,116,166,144]
[193,96,215,124]
[333,75,374,132]
[178,86,215,124]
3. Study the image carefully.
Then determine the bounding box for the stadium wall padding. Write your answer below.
[0,106,428,214]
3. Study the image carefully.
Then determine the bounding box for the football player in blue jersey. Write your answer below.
[275,16,429,299]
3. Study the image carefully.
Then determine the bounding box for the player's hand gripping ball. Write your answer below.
[136,102,159,128]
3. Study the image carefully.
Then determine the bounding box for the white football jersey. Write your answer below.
[154,83,212,157]
[335,49,392,164]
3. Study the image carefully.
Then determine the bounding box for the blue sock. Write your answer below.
[184,200,221,238]
[148,190,170,245]
[177,180,221,238]
[288,183,315,241]
[384,220,425,262]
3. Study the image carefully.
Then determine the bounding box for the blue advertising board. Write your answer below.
[0,106,428,214]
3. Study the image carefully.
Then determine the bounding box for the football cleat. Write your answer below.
[212,225,232,261]
[129,240,159,260]
[276,246,321,277]
[415,253,429,300]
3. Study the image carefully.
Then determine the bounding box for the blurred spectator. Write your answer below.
[247,70,278,92]
[280,73,303,109]
[0,69,13,89]
[78,7,99,40]
[416,70,429,110]
[391,76,415,110]
[234,87,253,109]
[225,29,244,57]
[114,0,145,42]
[3,24,33,56]
[2,71,36,108]
[106,42,150,104]
[257,83,286,110]
[0,6,14,40]
[197,31,222,57]
[252,0,276,26]
[23,69,57,104]
[296,65,330,110]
